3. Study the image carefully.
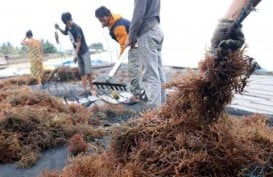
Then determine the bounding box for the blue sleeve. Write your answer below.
[64,26,68,35]
[129,0,147,42]
[74,26,82,41]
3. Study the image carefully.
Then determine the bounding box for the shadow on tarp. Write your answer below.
[0,146,68,177]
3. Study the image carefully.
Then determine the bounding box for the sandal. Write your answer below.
[78,90,91,97]
[90,90,97,96]
[123,96,141,105]
[140,90,148,101]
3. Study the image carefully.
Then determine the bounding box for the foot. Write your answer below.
[140,90,148,101]
[90,89,97,96]
[79,90,91,97]
[123,95,141,105]
[111,90,120,100]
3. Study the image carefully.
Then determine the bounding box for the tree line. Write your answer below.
[0,41,105,57]
[0,40,57,57]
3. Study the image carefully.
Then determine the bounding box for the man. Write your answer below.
[55,12,96,96]
[95,6,129,54]
[126,0,166,109]
[95,6,146,104]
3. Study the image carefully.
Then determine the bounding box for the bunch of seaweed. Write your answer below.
[0,75,36,90]
[43,67,80,82]
[161,51,249,122]
[0,86,103,167]
[90,103,136,122]
[68,133,88,156]
[40,50,273,177]
[0,67,81,90]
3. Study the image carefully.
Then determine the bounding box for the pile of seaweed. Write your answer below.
[41,51,273,177]
[0,68,138,168]
[0,85,104,167]
[161,50,250,122]
[0,67,80,90]
[43,67,81,82]
[42,65,127,83]
[0,65,129,90]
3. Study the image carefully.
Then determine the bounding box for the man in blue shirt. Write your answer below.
[55,12,96,96]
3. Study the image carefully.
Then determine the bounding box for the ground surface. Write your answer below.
[0,62,272,177]
[230,74,273,116]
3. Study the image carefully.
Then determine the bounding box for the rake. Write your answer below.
[92,81,127,91]
[93,47,130,91]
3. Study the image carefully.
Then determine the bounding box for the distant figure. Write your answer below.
[55,12,96,96]
[4,55,9,65]
[21,30,44,86]
[95,6,146,104]
[126,0,166,109]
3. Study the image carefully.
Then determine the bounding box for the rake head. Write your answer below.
[93,81,127,91]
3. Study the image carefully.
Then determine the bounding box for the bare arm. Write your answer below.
[210,0,262,55]
[55,24,66,35]
[128,0,147,45]
[75,37,81,57]
[21,37,28,45]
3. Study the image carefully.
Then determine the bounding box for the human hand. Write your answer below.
[211,19,245,56]
[55,31,59,44]
[54,23,59,30]
[125,38,137,49]
[73,55,79,64]
[105,76,112,83]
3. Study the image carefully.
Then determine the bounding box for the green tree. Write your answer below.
[89,43,104,52]
[18,45,28,55]
[0,42,16,55]
[42,40,57,54]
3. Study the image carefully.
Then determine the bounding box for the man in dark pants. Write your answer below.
[55,12,96,96]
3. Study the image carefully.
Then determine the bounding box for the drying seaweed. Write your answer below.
[0,75,36,90]
[40,50,273,177]
[68,133,88,156]
[43,67,80,82]
[0,67,81,90]
[90,103,136,123]
[162,50,249,123]
[0,86,104,167]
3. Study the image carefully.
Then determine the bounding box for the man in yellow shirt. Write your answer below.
[95,6,146,104]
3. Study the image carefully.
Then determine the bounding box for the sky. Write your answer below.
[1,0,272,70]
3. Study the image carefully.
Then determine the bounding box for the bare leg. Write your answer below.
[81,75,88,91]
[37,76,42,86]
[87,74,96,95]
